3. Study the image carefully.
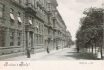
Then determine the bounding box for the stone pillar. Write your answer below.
[14,30,17,46]
[31,33,34,54]
[5,28,10,47]
[26,31,30,52]
[34,34,36,49]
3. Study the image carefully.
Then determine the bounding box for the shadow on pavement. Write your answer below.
[67,52,78,53]
[64,52,97,60]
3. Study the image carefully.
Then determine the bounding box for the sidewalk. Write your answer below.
[1,49,63,61]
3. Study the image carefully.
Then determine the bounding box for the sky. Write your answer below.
[57,0,104,41]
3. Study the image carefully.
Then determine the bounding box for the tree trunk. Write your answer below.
[95,43,96,54]
[101,46,103,59]
[77,47,79,53]
[86,47,88,52]
[92,44,93,53]
[89,47,90,53]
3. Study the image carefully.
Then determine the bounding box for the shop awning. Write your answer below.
[18,17,22,23]
[10,13,15,20]
[29,20,32,24]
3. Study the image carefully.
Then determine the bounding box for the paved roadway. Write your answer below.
[33,46,97,60]
[2,45,98,61]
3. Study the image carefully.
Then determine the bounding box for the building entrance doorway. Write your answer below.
[29,31,34,54]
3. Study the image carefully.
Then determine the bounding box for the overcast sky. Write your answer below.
[57,0,104,41]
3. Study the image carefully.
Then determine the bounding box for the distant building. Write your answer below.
[65,30,72,47]
[0,0,72,59]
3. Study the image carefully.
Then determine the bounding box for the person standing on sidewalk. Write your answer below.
[47,47,49,53]
[97,48,101,60]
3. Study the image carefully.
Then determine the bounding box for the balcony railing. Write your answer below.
[11,0,24,8]
[36,10,44,21]
[26,3,34,9]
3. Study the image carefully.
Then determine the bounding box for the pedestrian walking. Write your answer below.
[47,47,49,53]
[56,46,58,50]
[97,48,101,60]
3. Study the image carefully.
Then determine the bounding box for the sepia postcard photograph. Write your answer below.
[0,0,104,70]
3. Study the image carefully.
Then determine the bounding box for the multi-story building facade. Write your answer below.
[0,0,25,59]
[65,30,72,48]
[0,0,72,59]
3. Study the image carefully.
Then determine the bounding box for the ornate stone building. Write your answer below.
[65,30,72,48]
[0,0,72,59]
[0,0,25,59]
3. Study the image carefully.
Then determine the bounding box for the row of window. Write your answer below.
[0,4,22,22]
[0,3,22,27]
[14,0,54,18]
[14,0,53,11]
[35,35,43,44]
[0,30,5,47]
[44,27,63,36]
[0,29,21,47]
[10,8,22,28]
[0,2,54,28]
[30,20,44,34]
[10,31,21,46]
[10,8,44,34]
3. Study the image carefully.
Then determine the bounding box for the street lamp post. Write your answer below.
[47,38,50,53]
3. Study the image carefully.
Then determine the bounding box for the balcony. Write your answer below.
[47,10,53,15]
[48,23,53,28]
[36,11,44,22]
[11,0,24,8]
[52,16,56,20]
[53,26,57,30]
[25,3,37,15]
[44,34,53,40]
[44,23,53,28]
[53,34,62,40]
[25,25,34,32]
